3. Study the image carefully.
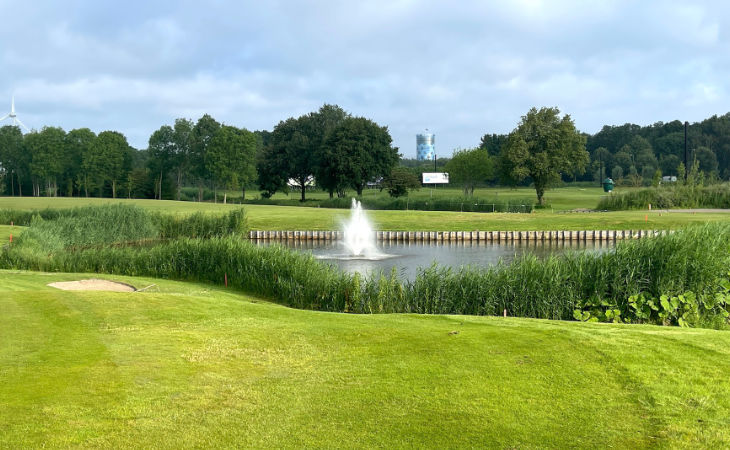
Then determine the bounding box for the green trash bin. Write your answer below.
[602,178,614,193]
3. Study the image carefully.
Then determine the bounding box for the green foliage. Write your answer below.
[0,125,26,195]
[3,209,728,327]
[257,116,314,201]
[381,167,420,197]
[444,148,493,196]
[310,104,351,197]
[1,204,247,253]
[501,107,589,204]
[156,209,247,239]
[12,204,160,254]
[597,183,730,210]
[206,125,257,202]
[323,116,399,196]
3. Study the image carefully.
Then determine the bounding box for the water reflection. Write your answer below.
[256,239,614,281]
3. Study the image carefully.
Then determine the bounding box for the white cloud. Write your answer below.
[1,0,730,154]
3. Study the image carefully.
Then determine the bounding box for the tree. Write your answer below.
[652,168,662,187]
[172,118,194,201]
[479,133,507,157]
[96,131,131,198]
[611,165,624,182]
[444,148,493,196]
[591,147,612,182]
[206,125,257,203]
[500,107,588,205]
[0,125,26,196]
[311,104,351,197]
[324,117,399,196]
[659,154,681,176]
[381,167,420,197]
[147,125,176,200]
[191,114,221,201]
[258,116,314,201]
[614,150,632,173]
[695,146,718,174]
[27,127,66,197]
[66,128,96,197]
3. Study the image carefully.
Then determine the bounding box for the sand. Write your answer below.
[48,279,136,292]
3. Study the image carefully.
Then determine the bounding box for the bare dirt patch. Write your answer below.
[48,279,136,292]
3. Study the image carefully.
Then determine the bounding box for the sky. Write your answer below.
[1,0,729,156]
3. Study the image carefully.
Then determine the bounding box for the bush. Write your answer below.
[597,184,730,210]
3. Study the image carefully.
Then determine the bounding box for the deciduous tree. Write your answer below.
[444,148,493,196]
[500,107,588,205]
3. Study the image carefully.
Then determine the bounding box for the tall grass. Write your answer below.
[3,209,728,326]
[13,204,160,253]
[598,184,730,210]
[155,209,247,239]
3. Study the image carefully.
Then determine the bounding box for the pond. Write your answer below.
[256,239,614,281]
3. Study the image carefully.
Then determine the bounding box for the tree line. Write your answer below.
[481,112,730,186]
[0,104,401,203]
[3,105,730,203]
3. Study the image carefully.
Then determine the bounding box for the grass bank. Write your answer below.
[2,270,730,447]
[1,196,729,231]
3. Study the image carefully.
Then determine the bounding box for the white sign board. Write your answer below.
[422,172,449,184]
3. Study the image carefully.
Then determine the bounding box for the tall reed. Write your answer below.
[598,184,730,210]
[3,217,729,327]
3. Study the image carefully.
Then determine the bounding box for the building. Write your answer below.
[416,130,435,161]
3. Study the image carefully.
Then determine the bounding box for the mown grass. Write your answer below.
[2,196,729,231]
[0,225,21,243]
[1,270,730,448]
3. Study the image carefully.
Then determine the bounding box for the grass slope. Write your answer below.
[0,225,21,242]
[2,196,729,231]
[2,270,730,448]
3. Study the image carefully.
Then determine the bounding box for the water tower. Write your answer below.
[416,130,435,161]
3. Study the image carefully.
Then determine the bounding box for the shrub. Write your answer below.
[597,184,730,210]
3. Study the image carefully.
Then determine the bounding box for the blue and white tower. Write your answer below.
[416,130,435,161]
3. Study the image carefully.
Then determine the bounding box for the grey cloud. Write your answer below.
[1,0,729,155]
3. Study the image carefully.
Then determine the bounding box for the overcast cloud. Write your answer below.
[1,0,728,155]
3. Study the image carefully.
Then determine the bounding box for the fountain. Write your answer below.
[342,198,379,257]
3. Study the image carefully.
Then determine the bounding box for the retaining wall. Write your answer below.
[248,230,669,242]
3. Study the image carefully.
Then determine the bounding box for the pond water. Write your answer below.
[256,240,614,281]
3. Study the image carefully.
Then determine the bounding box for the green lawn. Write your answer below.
[225,185,627,211]
[2,196,729,231]
[2,270,729,447]
[0,224,22,242]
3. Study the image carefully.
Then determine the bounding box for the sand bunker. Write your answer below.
[48,279,136,292]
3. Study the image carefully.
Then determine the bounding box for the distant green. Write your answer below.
[1,195,729,231]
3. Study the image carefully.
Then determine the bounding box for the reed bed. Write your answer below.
[3,205,729,327]
[598,184,730,210]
